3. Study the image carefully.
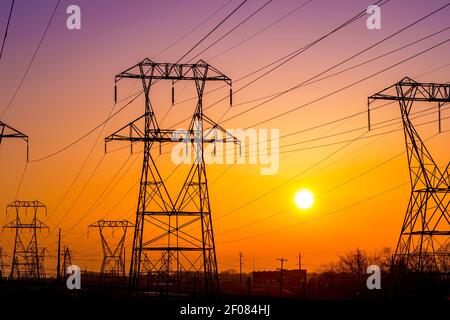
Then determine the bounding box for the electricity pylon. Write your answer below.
[62,247,72,276]
[3,200,48,279]
[88,220,133,277]
[368,77,449,274]
[105,59,238,293]
[59,246,72,278]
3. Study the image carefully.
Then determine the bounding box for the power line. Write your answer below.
[152,0,234,59]
[218,182,409,244]
[28,89,143,163]
[51,3,254,240]
[26,1,247,163]
[239,38,450,129]
[167,0,392,128]
[152,103,446,159]
[62,57,441,254]
[176,0,248,63]
[275,116,449,155]
[207,0,314,62]
[216,130,371,222]
[213,106,449,223]
[226,0,391,94]
[158,0,275,129]
[217,152,450,245]
[71,48,446,248]
[62,152,190,252]
[13,161,27,200]
[221,3,450,125]
[50,154,106,231]
[128,0,235,124]
[225,26,450,111]
[209,64,449,179]
[113,26,449,160]
[169,0,446,129]
[24,4,450,260]
[212,104,448,158]
[67,153,137,230]
[187,0,274,62]
[22,0,386,162]
[0,0,15,60]
[217,131,444,236]
[0,0,61,119]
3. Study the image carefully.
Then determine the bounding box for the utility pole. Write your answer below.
[277,257,287,296]
[106,59,239,294]
[57,228,61,281]
[368,77,450,273]
[239,252,243,284]
[298,252,303,293]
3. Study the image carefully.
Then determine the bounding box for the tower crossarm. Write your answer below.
[0,121,28,142]
[88,219,134,229]
[368,77,450,103]
[3,220,49,230]
[115,59,231,85]
[105,114,240,147]
[6,200,46,209]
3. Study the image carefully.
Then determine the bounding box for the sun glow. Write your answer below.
[294,189,314,210]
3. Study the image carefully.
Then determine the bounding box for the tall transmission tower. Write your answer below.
[3,200,48,280]
[105,59,238,293]
[368,77,449,274]
[88,220,133,277]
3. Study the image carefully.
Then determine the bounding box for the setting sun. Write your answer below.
[294,189,315,210]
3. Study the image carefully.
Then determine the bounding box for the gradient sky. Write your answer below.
[0,0,449,274]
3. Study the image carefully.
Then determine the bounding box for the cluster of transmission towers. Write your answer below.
[0,61,448,292]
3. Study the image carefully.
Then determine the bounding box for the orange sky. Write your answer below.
[0,0,449,274]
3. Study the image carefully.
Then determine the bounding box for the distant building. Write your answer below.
[252,269,307,296]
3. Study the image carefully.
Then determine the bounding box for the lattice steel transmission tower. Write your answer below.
[89,220,133,277]
[58,245,72,279]
[105,59,238,293]
[3,200,48,279]
[62,246,72,276]
[368,77,449,274]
